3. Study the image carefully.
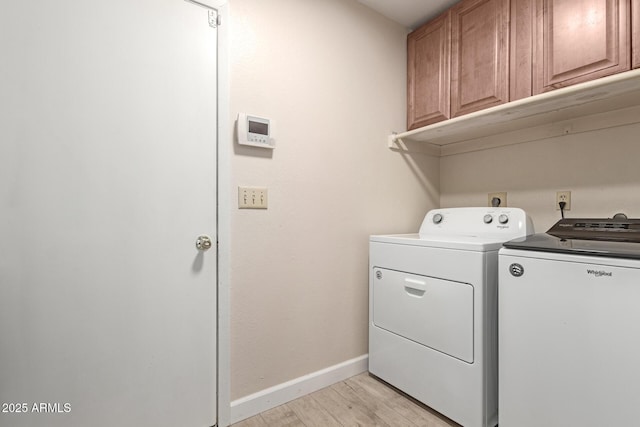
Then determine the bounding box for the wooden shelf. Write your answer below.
[390,69,640,156]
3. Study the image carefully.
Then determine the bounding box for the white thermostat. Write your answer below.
[237,113,275,149]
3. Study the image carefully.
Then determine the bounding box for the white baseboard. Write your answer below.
[229,354,369,425]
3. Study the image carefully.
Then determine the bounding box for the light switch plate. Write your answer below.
[238,187,268,209]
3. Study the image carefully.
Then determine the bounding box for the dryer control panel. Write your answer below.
[419,207,534,239]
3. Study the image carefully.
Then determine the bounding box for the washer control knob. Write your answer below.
[498,214,509,224]
[483,214,493,224]
[433,213,443,224]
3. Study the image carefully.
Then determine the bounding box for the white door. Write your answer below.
[0,1,217,426]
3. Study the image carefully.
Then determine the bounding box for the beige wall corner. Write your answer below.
[228,0,439,400]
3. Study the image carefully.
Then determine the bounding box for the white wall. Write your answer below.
[228,0,439,400]
[441,121,640,232]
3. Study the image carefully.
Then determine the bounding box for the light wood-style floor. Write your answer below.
[232,372,461,427]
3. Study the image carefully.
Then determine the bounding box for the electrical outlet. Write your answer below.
[556,191,571,210]
[238,186,268,209]
[488,192,507,207]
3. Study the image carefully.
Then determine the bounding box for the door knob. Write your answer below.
[195,235,213,251]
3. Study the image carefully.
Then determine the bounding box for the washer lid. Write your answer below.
[502,233,640,259]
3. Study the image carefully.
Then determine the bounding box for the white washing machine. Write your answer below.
[369,207,533,427]
[499,217,640,427]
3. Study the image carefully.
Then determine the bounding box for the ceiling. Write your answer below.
[358,0,461,30]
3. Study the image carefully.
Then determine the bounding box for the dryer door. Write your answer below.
[372,268,474,363]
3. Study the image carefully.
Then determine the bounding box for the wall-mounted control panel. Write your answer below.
[237,113,275,149]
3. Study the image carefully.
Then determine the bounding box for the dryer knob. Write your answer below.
[499,214,509,224]
[483,214,493,224]
[433,213,443,224]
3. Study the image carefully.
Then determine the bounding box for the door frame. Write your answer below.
[217,2,231,426]
[207,1,231,426]
[189,1,231,426]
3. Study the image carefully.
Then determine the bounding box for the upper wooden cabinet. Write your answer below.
[405,0,638,132]
[407,12,451,130]
[633,0,640,68]
[533,0,631,94]
[450,0,511,117]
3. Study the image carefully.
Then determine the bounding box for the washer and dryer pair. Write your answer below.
[369,207,533,427]
[371,208,640,427]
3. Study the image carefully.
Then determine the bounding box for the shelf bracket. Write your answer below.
[388,133,441,156]
[388,133,402,148]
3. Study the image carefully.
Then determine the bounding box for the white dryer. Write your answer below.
[369,207,533,427]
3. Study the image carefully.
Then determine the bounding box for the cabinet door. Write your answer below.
[534,0,631,94]
[511,0,535,100]
[451,0,510,118]
[633,0,640,68]
[407,12,451,130]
